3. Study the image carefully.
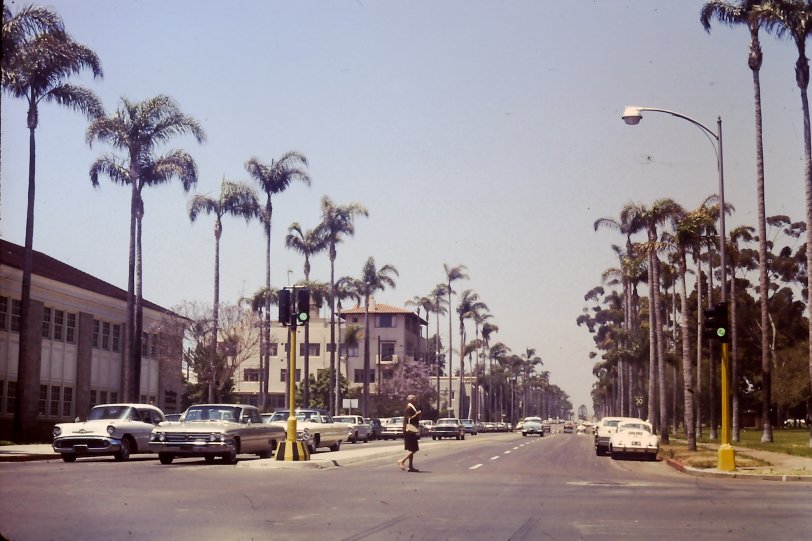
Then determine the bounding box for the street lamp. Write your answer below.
[622,105,735,471]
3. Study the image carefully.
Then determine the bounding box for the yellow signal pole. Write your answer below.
[718,342,735,470]
[275,289,309,461]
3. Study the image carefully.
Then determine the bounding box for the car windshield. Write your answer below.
[620,423,650,433]
[87,405,140,421]
[333,416,353,423]
[183,406,240,422]
[438,419,458,425]
[605,420,620,428]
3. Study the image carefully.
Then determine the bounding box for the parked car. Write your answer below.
[430,418,465,440]
[366,418,383,440]
[381,417,404,440]
[521,416,544,437]
[418,419,434,438]
[563,420,575,433]
[333,415,371,443]
[163,413,183,423]
[460,419,478,435]
[149,404,283,464]
[52,403,166,462]
[609,419,659,461]
[264,409,348,453]
[594,416,637,456]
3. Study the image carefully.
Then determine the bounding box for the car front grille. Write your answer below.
[54,439,110,450]
[164,433,213,443]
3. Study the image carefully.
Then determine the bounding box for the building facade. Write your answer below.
[0,240,184,440]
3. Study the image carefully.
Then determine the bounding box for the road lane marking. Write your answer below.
[490,455,500,460]
[470,464,483,470]
[504,450,511,454]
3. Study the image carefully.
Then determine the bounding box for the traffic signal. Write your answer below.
[278,289,291,326]
[702,302,729,343]
[296,288,310,325]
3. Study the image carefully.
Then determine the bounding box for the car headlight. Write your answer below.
[107,425,116,436]
[150,432,165,442]
[209,433,224,442]
[53,426,62,437]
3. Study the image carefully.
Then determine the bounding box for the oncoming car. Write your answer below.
[52,403,165,462]
[608,419,659,461]
[521,416,544,437]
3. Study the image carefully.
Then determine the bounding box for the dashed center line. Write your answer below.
[470,464,483,470]
[490,455,501,460]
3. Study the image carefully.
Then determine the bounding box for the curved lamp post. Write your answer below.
[622,105,735,471]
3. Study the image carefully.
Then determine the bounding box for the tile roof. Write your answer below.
[340,301,427,325]
[1,238,171,314]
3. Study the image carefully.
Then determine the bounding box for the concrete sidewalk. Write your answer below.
[663,445,812,482]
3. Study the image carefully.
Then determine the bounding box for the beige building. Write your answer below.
[0,239,184,440]
[232,299,429,412]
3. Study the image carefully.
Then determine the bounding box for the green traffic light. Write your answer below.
[298,312,308,323]
[717,328,726,338]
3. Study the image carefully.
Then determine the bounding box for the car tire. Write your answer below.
[204,455,216,464]
[257,442,272,459]
[61,454,76,463]
[222,446,238,464]
[522,433,527,437]
[461,434,465,440]
[114,437,132,461]
[364,434,369,443]
[329,440,341,452]
[159,453,174,465]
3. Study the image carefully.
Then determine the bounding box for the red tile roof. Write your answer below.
[340,302,426,325]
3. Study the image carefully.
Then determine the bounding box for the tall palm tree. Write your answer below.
[189,179,259,402]
[319,196,368,414]
[625,199,682,443]
[444,264,469,416]
[3,5,103,439]
[761,0,812,447]
[332,275,361,412]
[88,96,204,402]
[702,0,776,445]
[427,283,449,412]
[246,151,310,411]
[357,257,398,416]
[455,290,488,419]
[285,223,327,407]
[519,347,543,418]
[480,320,499,420]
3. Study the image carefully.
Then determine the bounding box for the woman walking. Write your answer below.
[398,394,421,472]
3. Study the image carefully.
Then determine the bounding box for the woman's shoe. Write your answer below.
[408,467,420,472]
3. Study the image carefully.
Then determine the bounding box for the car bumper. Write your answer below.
[149,440,236,456]
[53,436,124,455]
[613,445,658,454]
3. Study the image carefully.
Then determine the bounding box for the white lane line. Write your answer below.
[490,455,500,460]
[513,446,520,450]
[504,450,511,454]
[470,464,483,470]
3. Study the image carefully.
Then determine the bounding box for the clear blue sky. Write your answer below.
[1,0,806,415]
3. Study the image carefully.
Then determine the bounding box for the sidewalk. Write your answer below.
[663,445,812,482]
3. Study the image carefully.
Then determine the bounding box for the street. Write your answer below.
[1,432,811,541]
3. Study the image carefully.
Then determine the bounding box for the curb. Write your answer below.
[663,457,812,482]
[0,453,60,463]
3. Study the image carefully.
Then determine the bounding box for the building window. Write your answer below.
[42,307,52,338]
[6,381,16,414]
[142,332,149,357]
[110,392,118,403]
[50,386,61,416]
[243,368,261,382]
[39,385,48,415]
[102,322,111,350]
[54,310,65,341]
[66,313,76,344]
[112,324,121,352]
[11,299,22,333]
[353,369,375,383]
[380,341,396,361]
[90,390,97,408]
[376,314,396,328]
[150,334,159,358]
[99,390,108,404]
[92,320,100,348]
[63,387,73,418]
[299,343,320,356]
[280,369,301,382]
[0,296,7,330]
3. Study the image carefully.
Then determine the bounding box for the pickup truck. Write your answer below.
[333,415,372,443]
[264,409,349,453]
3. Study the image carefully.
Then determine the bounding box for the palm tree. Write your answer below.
[427,283,449,412]
[3,5,103,439]
[702,0,776,445]
[519,347,543,418]
[285,223,328,407]
[88,96,204,403]
[332,275,361,411]
[623,200,681,442]
[357,257,398,416]
[456,289,488,419]
[761,0,812,447]
[444,264,469,416]
[319,196,368,414]
[189,179,259,402]
[246,151,310,411]
[480,320,499,420]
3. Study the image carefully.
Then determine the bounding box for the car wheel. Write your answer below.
[114,437,132,461]
[204,455,216,464]
[61,454,76,463]
[257,442,272,459]
[329,440,341,452]
[159,453,174,465]
[222,446,238,464]
[364,434,369,443]
[461,434,465,440]
[522,433,527,437]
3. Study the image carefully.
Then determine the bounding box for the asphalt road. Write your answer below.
[2,432,811,541]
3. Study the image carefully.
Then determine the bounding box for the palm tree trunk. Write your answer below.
[210,221,221,403]
[680,253,696,451]
[645,250,657,427]
[263,220,271,411]
[651,236,669,444]
[447,287,453,416]
[329,253,337,416]
[134,212,144,402]
[798,65,812,449]
[435,311,441,415]
[731,270,741,443]
[696,263,703,439]
[362,298,370,417]
[12,121,38,440]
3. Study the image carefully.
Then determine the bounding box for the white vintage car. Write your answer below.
[264,409,348,453]
[521,416,544,437]
[608,419,659,461]
[52,403,166,462]
[594,416,638,456]
[149,404,284,464]
[332,415,371,443]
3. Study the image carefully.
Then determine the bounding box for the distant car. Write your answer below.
[365,418,383,440]
[521,416,544,437]
[419,419,434,437]
[609,419,659,461]
[460,419,478,435]
[430,418,465,440]
[541,422,551,434]
[150,404,283,464]
[53,403,166,462]
[333,415,371,443]
[381,417,404,440]
[563,420,574,433]
[164,413,183,423]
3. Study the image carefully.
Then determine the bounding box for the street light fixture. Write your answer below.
[622,105,735,471]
